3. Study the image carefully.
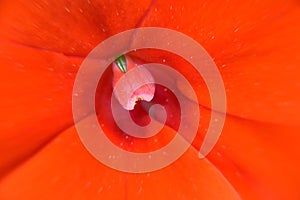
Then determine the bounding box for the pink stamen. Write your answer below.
[112,55,155,110]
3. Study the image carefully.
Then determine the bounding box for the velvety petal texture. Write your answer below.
[0,0,300,200]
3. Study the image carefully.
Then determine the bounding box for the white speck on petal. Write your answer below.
[97,187,103,193]
[85,181,91,188]
[17,63,25,68]
[137,186,143,195]
[64,7,70,13]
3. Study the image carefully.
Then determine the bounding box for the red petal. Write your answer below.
[0,120,239,199]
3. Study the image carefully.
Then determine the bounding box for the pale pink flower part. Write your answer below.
[112,55,155,110]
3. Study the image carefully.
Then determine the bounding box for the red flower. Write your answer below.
[0,0,300,199]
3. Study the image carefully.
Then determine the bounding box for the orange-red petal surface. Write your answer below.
[0,39,79,175]
[209,115,300,199]
[0,117,240,200]
[139,0,300,125]
[0,0,152,175]
[0,0,300,199]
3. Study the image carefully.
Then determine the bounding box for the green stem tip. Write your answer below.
[115,55,127,73]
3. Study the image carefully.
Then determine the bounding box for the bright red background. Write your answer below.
[0,0,300,199]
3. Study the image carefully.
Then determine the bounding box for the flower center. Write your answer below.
[112,55,155,110]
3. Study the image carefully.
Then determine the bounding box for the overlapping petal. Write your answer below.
[0,0,299,199]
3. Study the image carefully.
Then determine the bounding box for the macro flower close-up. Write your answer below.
[0,0,300,199]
